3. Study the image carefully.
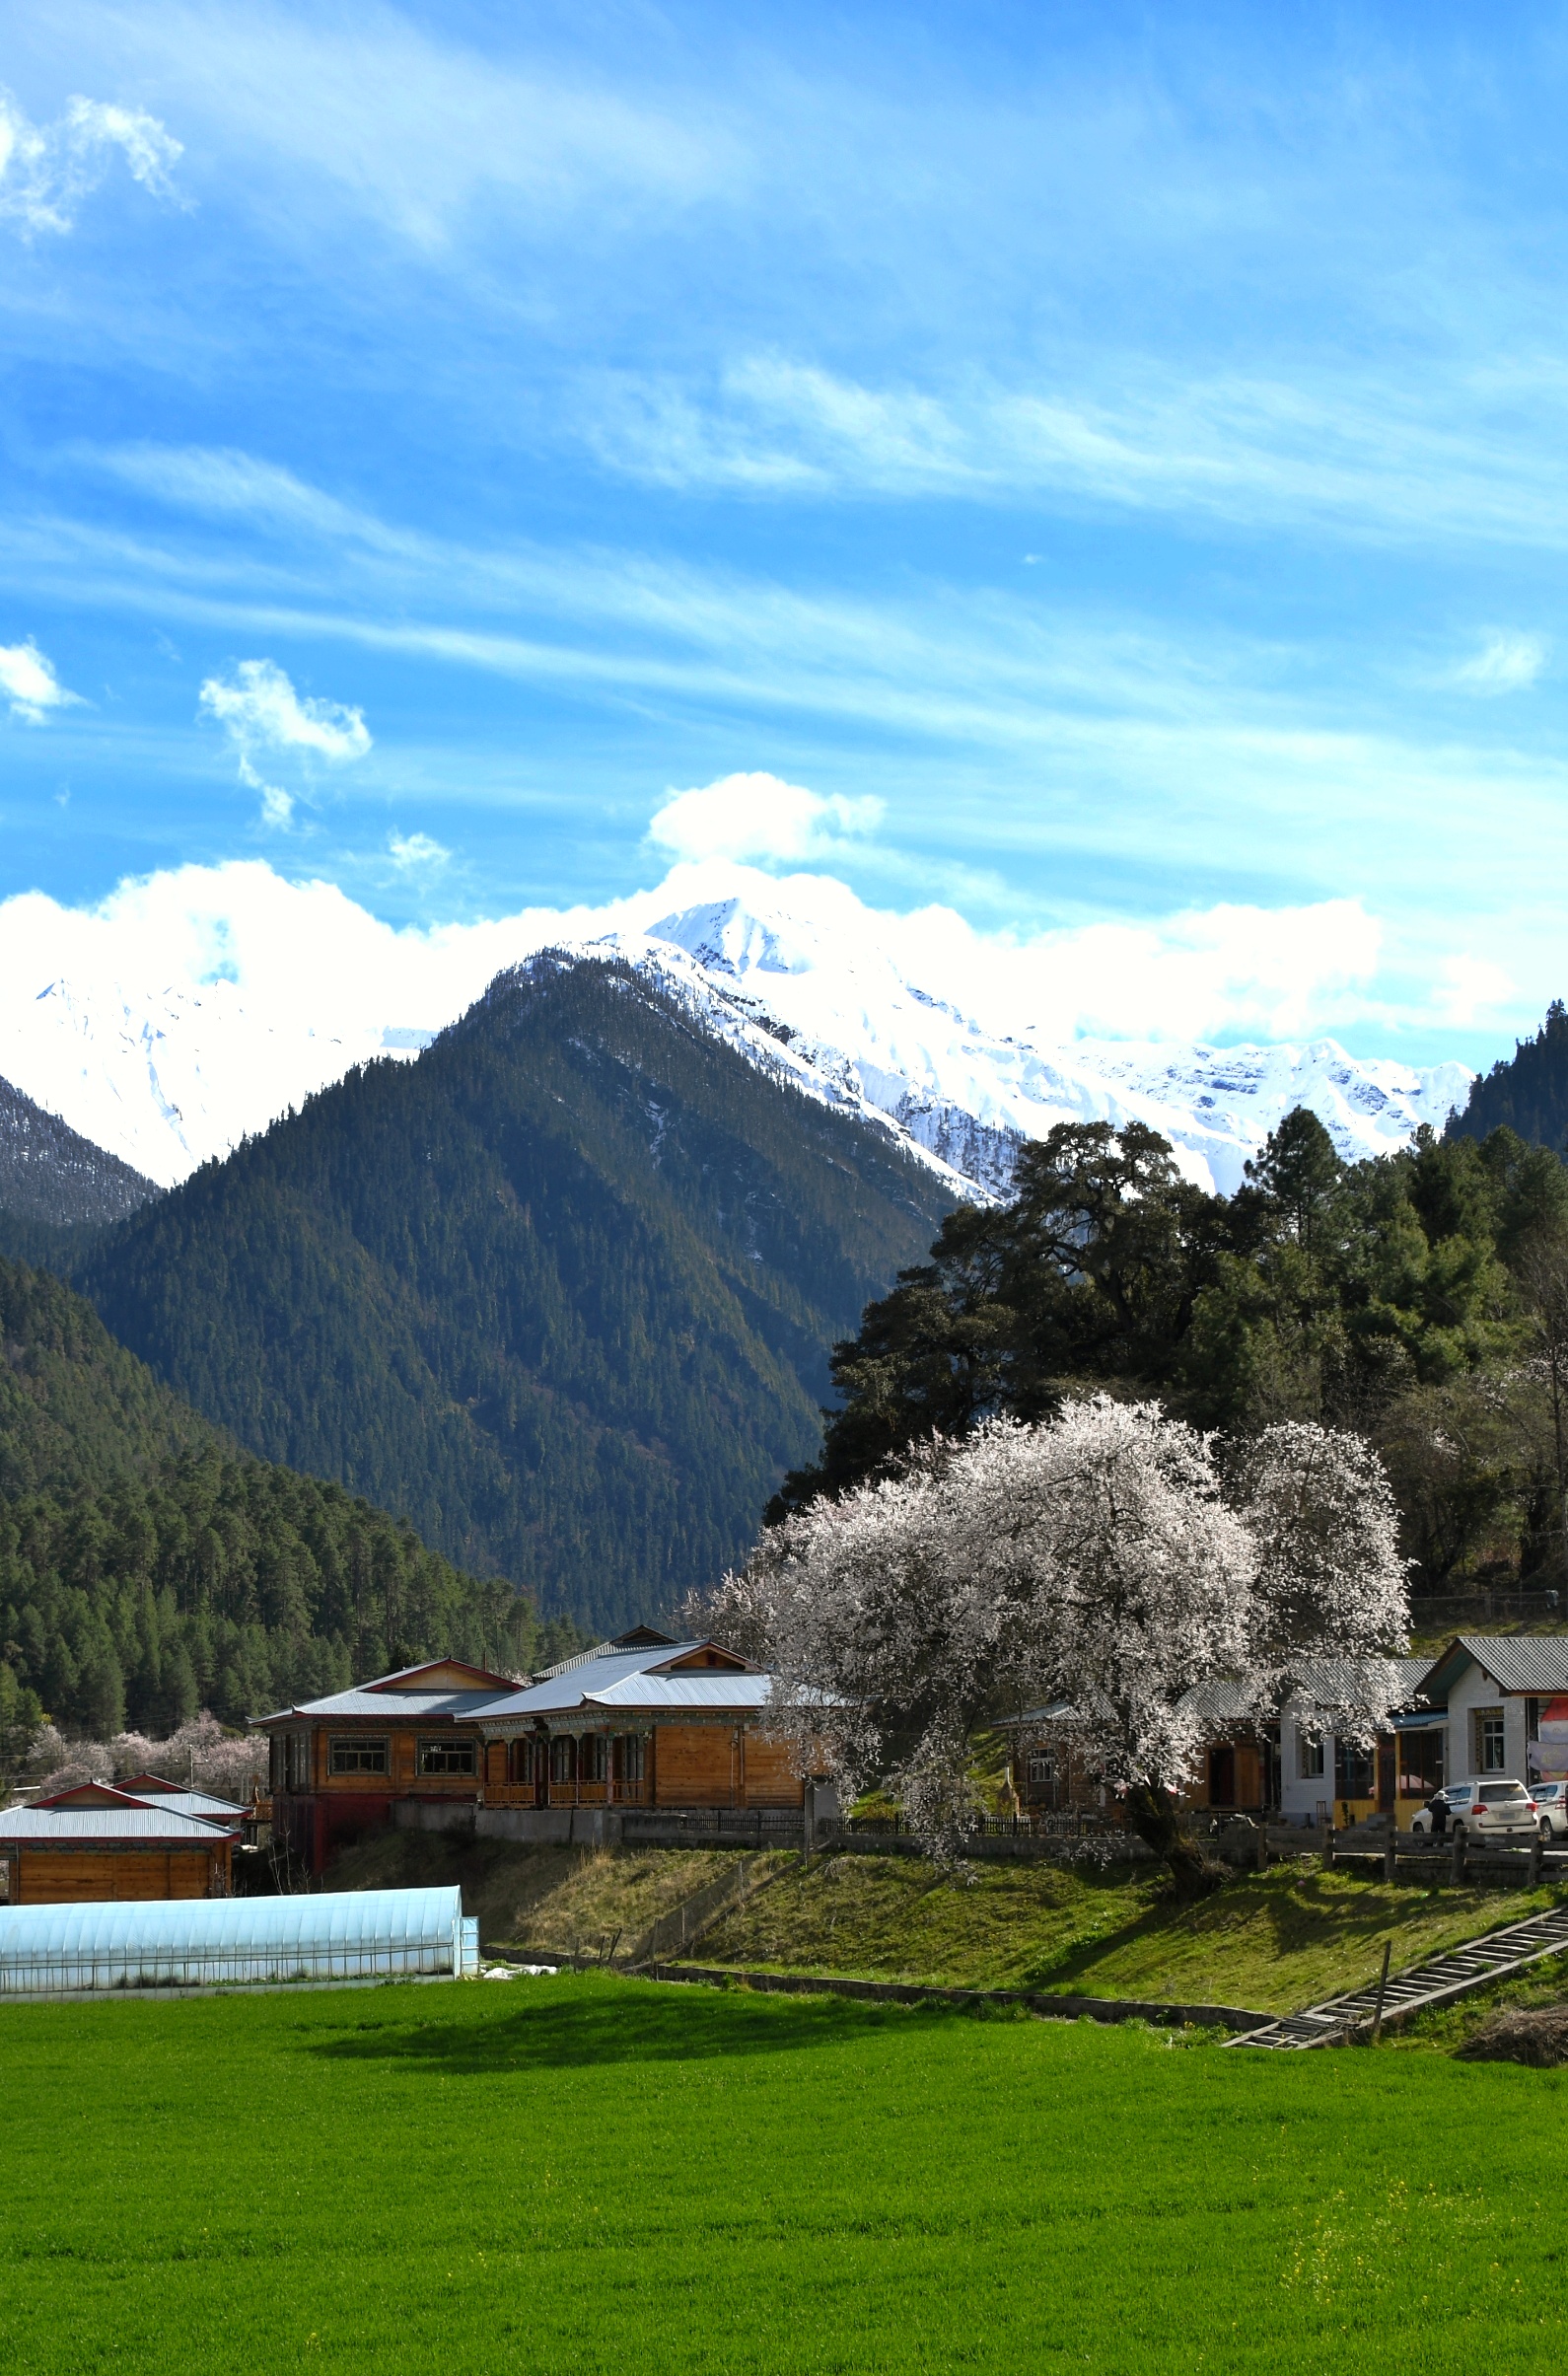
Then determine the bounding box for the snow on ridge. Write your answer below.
[0,863,1475,1199]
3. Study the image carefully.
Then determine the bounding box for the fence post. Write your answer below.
[1530,1831,1544,1887]
[1383,1818,1397,1883]
[1370,1939,1391,2045]
[1321,1822,1336,1871]
[1451,1831,1466,1887]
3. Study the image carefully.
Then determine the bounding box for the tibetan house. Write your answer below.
[256,1628,815,1873]
[0,1786,238,1905]
[1002,1658,1438,1828]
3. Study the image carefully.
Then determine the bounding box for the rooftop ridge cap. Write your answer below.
[530,1639,623,1683]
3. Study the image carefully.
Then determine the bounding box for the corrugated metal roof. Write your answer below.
[0,1807,236,1842]
[584,1674,775,1711]
[251,1685,514,1724]
[1425,1635,1568,1696]
[1283,1657,1431,1709]
[482,1640,771,1716]
[123,1789,247,1824]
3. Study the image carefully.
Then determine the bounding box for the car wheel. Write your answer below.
[1543,1821,1555,1842]
[1453,1823,1467,1843]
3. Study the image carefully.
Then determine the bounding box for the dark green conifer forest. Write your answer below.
[776,1103,1568,1599]
[80,958,952,1632]
[0,1257,563,1744]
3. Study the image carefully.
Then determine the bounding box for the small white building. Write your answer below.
[1418,1636,1568,1793]
[1277,1657,1433,1827]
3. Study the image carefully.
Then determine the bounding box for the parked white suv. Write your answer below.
[1529,1780,1568,1839]
[1410,1778,1539,1841]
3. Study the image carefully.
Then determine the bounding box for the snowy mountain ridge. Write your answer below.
[0,860,1473,1199]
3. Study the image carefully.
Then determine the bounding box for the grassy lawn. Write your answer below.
[1,1972,1564,2374]
[698,1852,1567,2012]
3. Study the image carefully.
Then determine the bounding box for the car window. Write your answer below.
[1479,1784,1528,1803]
[1449,1786,1472,1800]
[1537,1784,1562,1802]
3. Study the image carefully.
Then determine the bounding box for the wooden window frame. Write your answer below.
[329,1736,390,1777]
[417,1737,477,1777]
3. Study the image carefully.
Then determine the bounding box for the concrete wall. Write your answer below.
[1445,1669,1530,1785]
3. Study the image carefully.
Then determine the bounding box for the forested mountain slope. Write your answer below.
[81,957,954,1630]
[1447,1000,1568,1154]
[0,1256,553,1737]
[0,1074,159,1273]
[774,1108,1568,1597]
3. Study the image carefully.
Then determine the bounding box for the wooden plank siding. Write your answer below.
[743,1734,809,1807]
[652,1724,741,1808]
[14,1846,228,1905]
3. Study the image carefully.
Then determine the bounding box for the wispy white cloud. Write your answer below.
[199,657,370,828]
[0,85,183,236]
[1454,630,1548,694]
[649,771,883,866]
[199,657,371,760]
[388,829,449,873]
[75,0,732,253]
[581,353,1568,554]
[0,636,80,722]
[237,753,293,828]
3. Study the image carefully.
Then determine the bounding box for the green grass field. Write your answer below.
[2,1972,1564,2374]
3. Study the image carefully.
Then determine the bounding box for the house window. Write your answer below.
[285,1732,313,1791]
[269,1734,286,1792]
[1298,1731,1325,1779]
[418,1738,476,1776]
[549,1736,577,1783]
[1476,1710,1507,1773]
[617,1734,645,1784]
[1027,1752,1055,1786]
[508,1738,536,1785]
[581,1735,607,1783]
[1334,1739,1375,1798]
[330,1736,389,1776]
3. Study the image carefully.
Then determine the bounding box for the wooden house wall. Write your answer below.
[652,1724,739,1807]
[742,1734,805,1806]
[15,1845,226,1905]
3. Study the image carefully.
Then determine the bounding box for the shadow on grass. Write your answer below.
[310,1980,952,2075]
[1019,1869,1511,1995]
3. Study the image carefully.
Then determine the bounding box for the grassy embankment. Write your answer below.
[323,1827,796,1958]
[327,1826,1566,2015]
[2,1972,1564,2374]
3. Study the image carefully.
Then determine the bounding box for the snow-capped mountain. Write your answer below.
[0,860,1473,1198]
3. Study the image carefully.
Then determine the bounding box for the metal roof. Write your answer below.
[485,1640,772,1717]
[1281,1657,1432,1709]
[251,1685,516,1725]
[1422,1635,1568,1698]
[0,1807,237,1842]
[123,1789,247,1824]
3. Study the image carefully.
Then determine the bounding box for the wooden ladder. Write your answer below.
[1226,1902,1568,2050]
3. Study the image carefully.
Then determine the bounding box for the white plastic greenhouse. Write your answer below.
[0,1887,481,1996]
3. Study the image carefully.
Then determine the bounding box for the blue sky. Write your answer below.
[5,1,1568,1064]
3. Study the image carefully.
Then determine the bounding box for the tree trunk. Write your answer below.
[1123,1778,1225,1898]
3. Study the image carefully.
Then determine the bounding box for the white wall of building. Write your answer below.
[1443,1666,1530,1785]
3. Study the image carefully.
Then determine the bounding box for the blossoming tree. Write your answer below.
[712,1397,1408,1892]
